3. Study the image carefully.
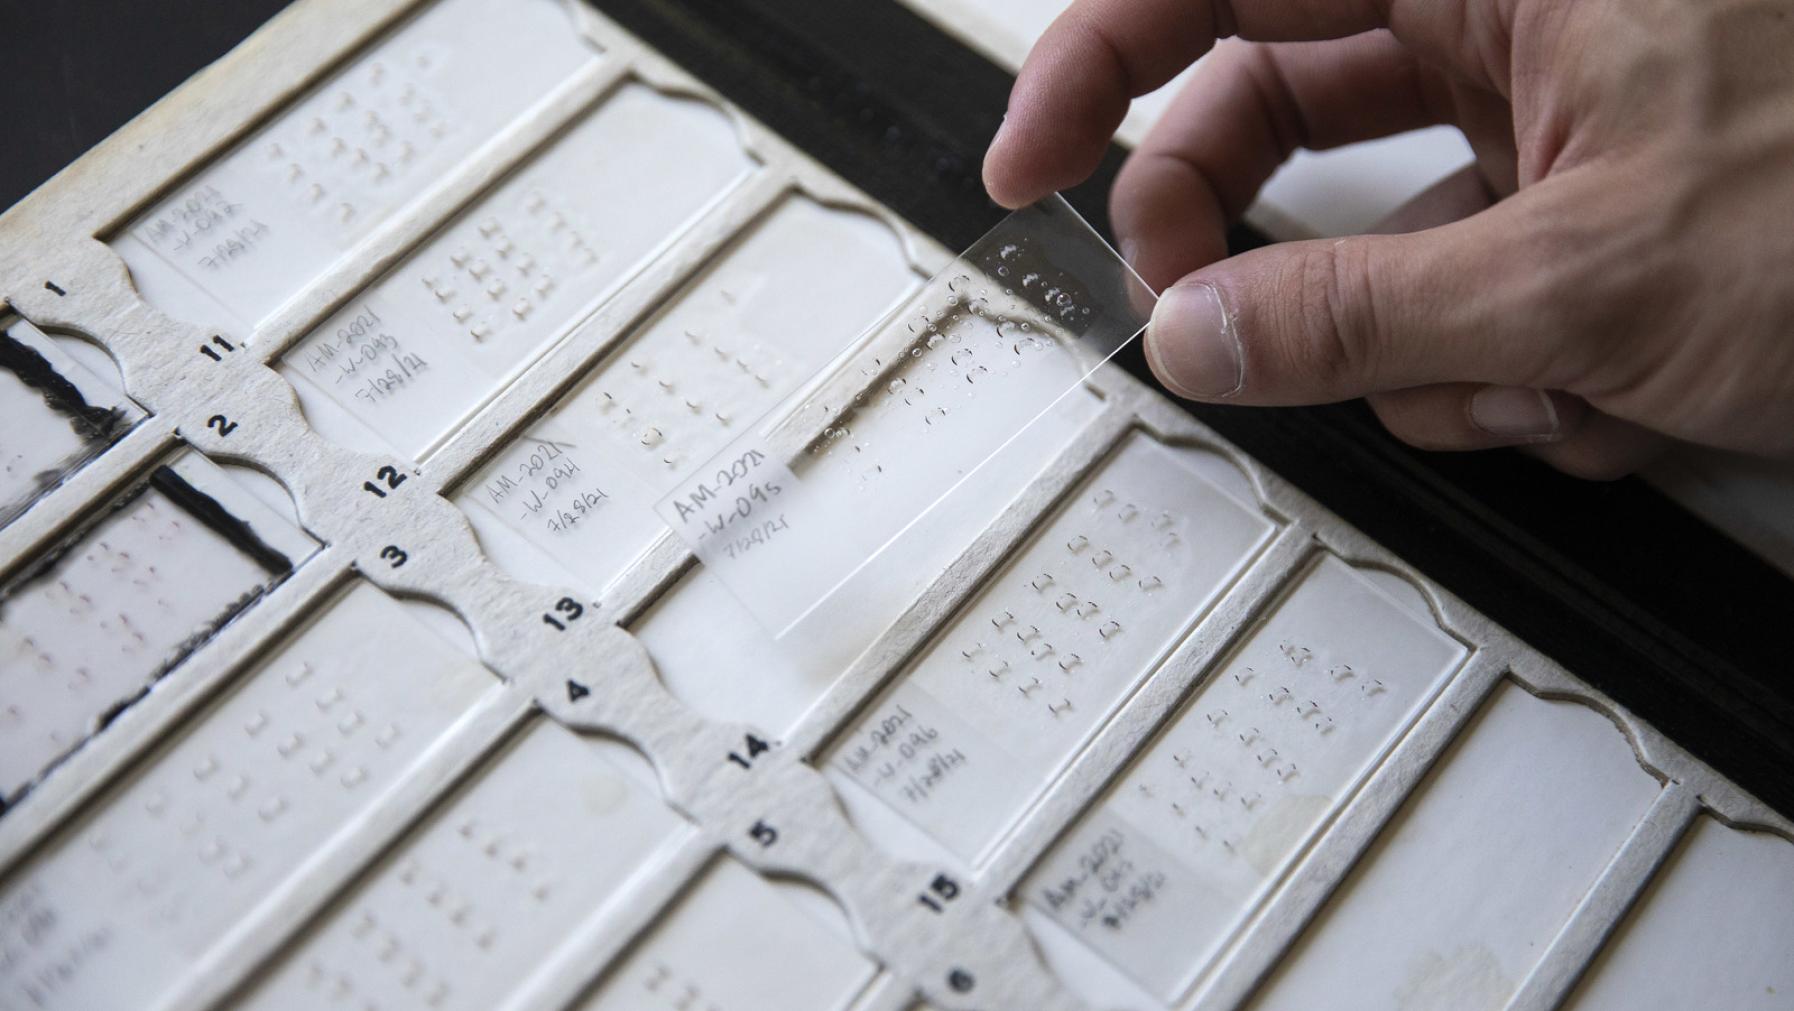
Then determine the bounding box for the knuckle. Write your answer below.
[1279,240,1377,394]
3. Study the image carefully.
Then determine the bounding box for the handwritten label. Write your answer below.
[293,304,434,409]
[1036,828,1170,934]
[836,700,973,810]
[659,447,791,541]
[480,438,610,535]
[134,184,272,272]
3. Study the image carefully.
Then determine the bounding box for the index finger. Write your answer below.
[982,0,1402,208]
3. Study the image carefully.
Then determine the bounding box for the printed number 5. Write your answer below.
[542,596,584,631]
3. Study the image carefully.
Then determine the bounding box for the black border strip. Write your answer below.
[589,0,1794,816]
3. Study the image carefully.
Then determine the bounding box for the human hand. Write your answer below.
[983,0,1794,477]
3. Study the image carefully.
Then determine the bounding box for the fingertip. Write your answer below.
[981,117,1080,209]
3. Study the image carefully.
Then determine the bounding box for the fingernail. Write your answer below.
[1147,281,1242,399]
[1469,386,1562,442]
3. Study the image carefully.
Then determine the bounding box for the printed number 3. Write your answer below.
[542,596,584,631]
[379,545,408,568]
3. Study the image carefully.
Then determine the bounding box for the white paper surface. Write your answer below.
[829,434,1274,866]
[1253,682,1662,1011]
[245,719,684,1010]
[281,81,754,460]
[0,582,497,1010]
[459,195,918,597]
[1568,817,1794,1011]
[112,0,600,335]
[1024,554,1468,1002]
[576,857,873,1011]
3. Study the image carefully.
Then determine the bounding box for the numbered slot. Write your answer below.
[1251,682,1661,1011]
[458,195,920,597]
[279,81,754,461]
[242,720,684,1010]
[632,389,1102,739]
[1566,817,1794,1010]
[110,0,601,334]
[0,451,317,801]
[0,318,144,529]
[0,582,497,1010]
[575,857,874,1011]
[826,435,1275,869]
[1020,555,1468,1006]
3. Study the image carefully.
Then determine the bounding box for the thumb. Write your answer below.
[1143,197,1571,405]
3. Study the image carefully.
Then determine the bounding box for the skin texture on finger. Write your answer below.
[1114,33,1459,290]
[1143,188,1600,406]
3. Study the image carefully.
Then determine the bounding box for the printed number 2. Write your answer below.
[541,596,584,631]
[361,465,407,499]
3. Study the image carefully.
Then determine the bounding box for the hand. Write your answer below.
[984,0,1794,477]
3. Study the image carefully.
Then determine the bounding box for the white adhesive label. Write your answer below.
[111,0,600,335]
[245,720,683,1010]
[1024,555,1468,1001]
[0,582,496,1010]
[828,435,1274,865]
[576,858,873,1011]
[280,81,754,460]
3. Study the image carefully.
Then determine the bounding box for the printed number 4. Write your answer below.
[542,596,584,631]
[726,733,772,769]
[361,465,408,499]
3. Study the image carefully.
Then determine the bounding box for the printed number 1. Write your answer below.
[197,334,236,361]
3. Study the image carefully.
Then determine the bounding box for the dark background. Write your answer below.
[5,0,1793,815]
